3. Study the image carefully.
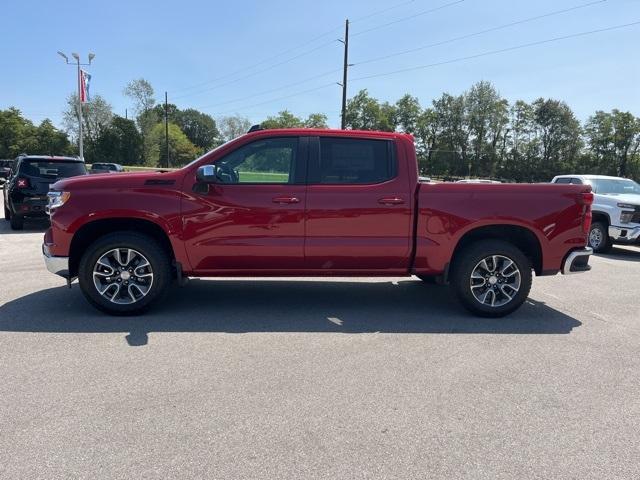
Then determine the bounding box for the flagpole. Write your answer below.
[58,51,94,161]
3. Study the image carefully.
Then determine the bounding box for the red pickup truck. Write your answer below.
[43,128,593,317]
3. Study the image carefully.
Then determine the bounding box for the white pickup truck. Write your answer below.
[551,175,640,252]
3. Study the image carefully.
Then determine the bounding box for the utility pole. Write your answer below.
[339,19,350,130]
[165,91,170,168]
[57,51,94,160]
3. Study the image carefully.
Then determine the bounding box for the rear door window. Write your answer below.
[19,160,86,179]
[311,137,396,184]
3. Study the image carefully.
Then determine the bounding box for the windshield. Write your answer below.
[589,178,640,195]
[19,160,87,178]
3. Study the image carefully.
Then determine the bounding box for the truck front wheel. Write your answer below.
[450,240,532,317]
[78,232,172,315]
[588,221,612,253]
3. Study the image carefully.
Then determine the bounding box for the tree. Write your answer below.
[219,115,252,142]
[465,81,509,177]
[62,93,113,159]
[123,78,156,118]
[261,110,304,129]
[94,116,143,165]
[175,108,221,150]
[345,90,396,131]
[35,120,73,156]
[148,123,200,167]
[124,78,157,164]
[0,108,37,157]
[584,110,640,176]
[395,95,422,134]
[304,113,329,128]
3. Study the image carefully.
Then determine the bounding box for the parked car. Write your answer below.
[90,163,125,174]
[43,128,593,317]
[551,175,640,252]
[0,159,13,184]
[3,155,87,230]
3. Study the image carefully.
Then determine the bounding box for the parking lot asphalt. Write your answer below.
[1,196,639,479]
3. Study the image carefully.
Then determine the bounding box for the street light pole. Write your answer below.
[58,51,94,160]
[73,54,84,160]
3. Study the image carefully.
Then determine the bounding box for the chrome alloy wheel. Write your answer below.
[92,248,154,304]
[469,255,521,308]
[589,227,603,249]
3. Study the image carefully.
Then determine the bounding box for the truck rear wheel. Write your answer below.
[450,239,532,317]
[78,232,172,315]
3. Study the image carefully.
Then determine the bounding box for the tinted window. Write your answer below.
[315,138,395,184]
[19,160,86,178]
[554,178,571,184]
[215,137,297,184]
[589,178,640,194]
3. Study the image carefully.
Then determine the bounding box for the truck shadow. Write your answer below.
[596,246,640,263]
[0,279,581,346]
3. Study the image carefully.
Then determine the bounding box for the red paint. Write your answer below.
[46,128,591,278]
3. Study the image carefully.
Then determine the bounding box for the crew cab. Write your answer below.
[4,155,87,230]
[43,128,594,317]
[551,174,640,252]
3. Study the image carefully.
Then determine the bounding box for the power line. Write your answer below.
[351,0,465,38]
[194,67,342,110]
[171,0,425,96]
[211,82,337,115]
[355,0,608,67]
[351,21,640,83]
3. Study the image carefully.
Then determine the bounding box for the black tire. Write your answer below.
[450,239,532,318]
[588,221,612,253]
[10,213,24,230]
[78,232,172,315]
[3,203,10,221]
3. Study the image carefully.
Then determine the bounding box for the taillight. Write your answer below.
[17,177,30,188]
[580,192,594,234]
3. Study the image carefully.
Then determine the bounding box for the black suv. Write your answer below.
[3,155,87,230]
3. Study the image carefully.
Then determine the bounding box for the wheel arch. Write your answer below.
[450,224,543,275]
[69,217,176,278]
[591,210,611,226]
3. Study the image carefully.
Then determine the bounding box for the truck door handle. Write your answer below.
[378,197,405,205]
[272,196,300,204]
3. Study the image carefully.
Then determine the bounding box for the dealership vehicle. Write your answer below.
[43,128,593,317]
[551,174,640,252]
[89,162,125,174]
[4,155,87,230]
[0,159,12,183]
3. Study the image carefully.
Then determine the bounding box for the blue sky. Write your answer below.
[2,0,639,129]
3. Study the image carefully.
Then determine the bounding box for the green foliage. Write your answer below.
[260,110,328,129]
[346,84,640,182]
[93,116,143,165]
[147,122,200,168]
[345,90,396,131]
[0,108,72,158]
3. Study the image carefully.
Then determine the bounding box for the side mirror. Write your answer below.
[196,165,218,183]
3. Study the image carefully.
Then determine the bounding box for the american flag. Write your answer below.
[80,70,91,103]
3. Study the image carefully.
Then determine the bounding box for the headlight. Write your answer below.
[47,191,71,213]
[617,203,638,209]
